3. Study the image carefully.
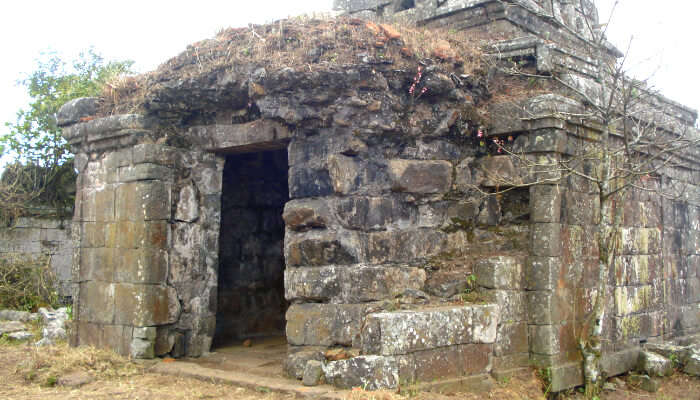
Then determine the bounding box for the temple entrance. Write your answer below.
[213,148,289,349]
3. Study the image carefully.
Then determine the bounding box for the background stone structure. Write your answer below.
[58,0,700,392]
[0,217,73,299]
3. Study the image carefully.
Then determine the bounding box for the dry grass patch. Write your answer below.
[15,342,144,386]
[100,15,490,116]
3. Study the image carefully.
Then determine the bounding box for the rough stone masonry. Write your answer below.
[57,0,700,392]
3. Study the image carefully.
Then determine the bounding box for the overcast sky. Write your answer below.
[0,0,698,139]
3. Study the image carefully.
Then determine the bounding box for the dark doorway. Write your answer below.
[214,149,289,348]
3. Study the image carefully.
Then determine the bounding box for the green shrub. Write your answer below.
[0,253,59,311]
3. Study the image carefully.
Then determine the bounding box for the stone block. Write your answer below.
[106,221,169,249]
[174,184,199,222]
[119,163,173,183]
[638,351,673,377]
[332,0,392,12]
[283,199,331,231]
[400,344,492,383]
[78,282,115,324]
[425,270,469,298]
[131,331,155,359]
[116,181,171,221]
[132,144,178,166]
[388,159,452,194]
[483,290,525,324]
[475,156,521,188]
[530,223,561,257]
[286,303,368,346]
[492,353,529,371]
[530,185,561,223]
[454,157,475,192]
[288,166,333,198]
[79,248,116,282]
[113,284,180,326]
[495,322,528,356]
[284,347,326,379]
[366,229,446,264]
[525,256,560,290]
[528,291,571,325]
[83,187,116,222]
[474,256,522,290]
[285,232,359,267]
[81,223,105,248]
[361,306,473,356]
[302,360,324,386]
[57,97,99,126]
[115,248,168,284]
[528,325,559,355]
[322,356,398,390]
[683,348,700,376]
[472,304,500,343]
[688,230,700,255]
[548,362,584,393]
[600,348,640,377]
[335,196,412,231]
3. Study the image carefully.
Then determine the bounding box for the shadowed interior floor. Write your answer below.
[188,336,288,378]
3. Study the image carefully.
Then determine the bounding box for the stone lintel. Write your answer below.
[189,120,290,152]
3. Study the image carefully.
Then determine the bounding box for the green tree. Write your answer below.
[0,49,133,223]
[2,48,134,166]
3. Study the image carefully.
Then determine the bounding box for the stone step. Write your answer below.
[321,304,500,389]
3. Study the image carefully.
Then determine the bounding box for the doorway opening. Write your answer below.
[214,148,289,349]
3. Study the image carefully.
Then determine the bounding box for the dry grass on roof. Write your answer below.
[100,15,493,115]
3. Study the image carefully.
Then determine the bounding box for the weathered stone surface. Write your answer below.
[113,284,180,326]
[628,374,659,392]
[398,344,493,382]
[0,321,27,335]
[285,232,359,267]
[57,371,95,388]
[302,360,325,386]
[285,265,426,303]
[283,199,330,231]
[474,256,522,290]
[57,97,99,126]
[683,348,700,376]
[284,347,326,379]
[0,309,37,322]
[361,306,474,355]
[388,160,452,194]
[638,351,673,377]
[475,156,521,187]
[367,229,446,264]
[425,270,469,298]
[286,303,368,346]
[175,184,199,222]
[322,356,399,390]
[7,331,33,341]
[335,197,412,231]
[116,181,171,221]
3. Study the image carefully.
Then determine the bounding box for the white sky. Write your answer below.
[0,0,698,140]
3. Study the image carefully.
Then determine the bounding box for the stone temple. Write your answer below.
[56,0,700,392]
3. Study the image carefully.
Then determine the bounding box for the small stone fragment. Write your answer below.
[302,360,325,386]
[242,339,252,347]
[325,348,351,361]
[628,374,659,392]
[58,371,95,388]
[7,331,33,341]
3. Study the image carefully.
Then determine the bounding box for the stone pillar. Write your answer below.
[61,111,182,358]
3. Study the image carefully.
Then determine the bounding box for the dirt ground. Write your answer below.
[2,341,700,400]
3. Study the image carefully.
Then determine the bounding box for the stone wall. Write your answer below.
[0,217,73,299]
